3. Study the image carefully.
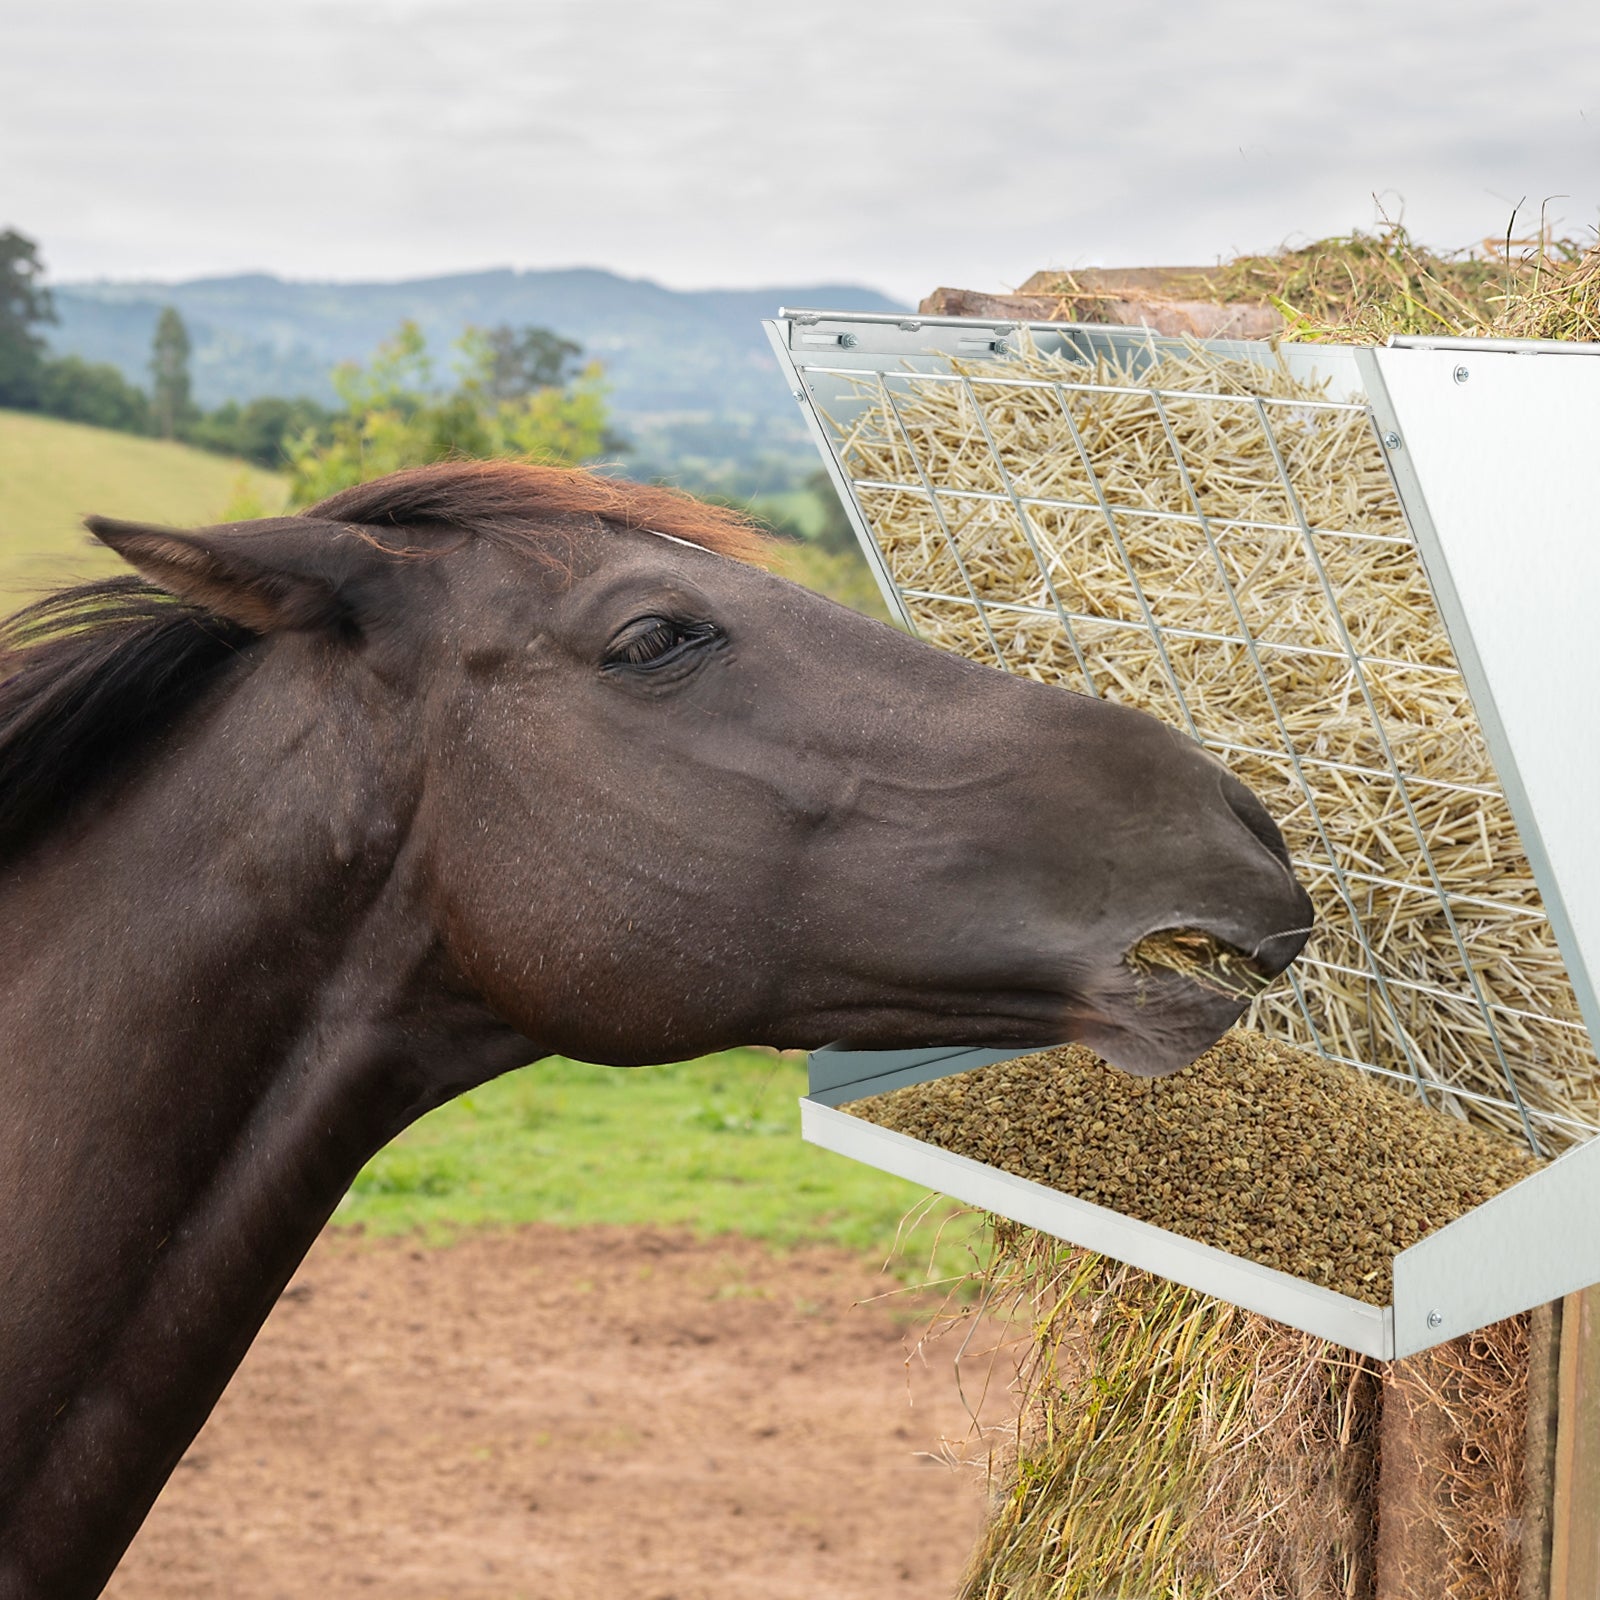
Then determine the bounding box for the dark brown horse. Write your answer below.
[0,461,1310,1597]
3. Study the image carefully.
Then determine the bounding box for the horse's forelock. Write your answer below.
[304,461,775,568]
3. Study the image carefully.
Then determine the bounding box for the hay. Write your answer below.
[833,335,1599,1153]
[1027,223,1600,346]
[1190,223,1511,342]
[1377,1316,1534,1599]
[825,232,1599,1597]
[1127,928,1270,1002]
[1494,241,1600,343]
[951,1227,1531,1600]
[955,1237,1379,1600]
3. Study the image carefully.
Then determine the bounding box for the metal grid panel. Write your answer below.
[771,315,1600,1158]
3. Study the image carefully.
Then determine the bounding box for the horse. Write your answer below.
[0,460,1311,1597]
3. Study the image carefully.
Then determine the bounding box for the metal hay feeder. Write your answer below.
[766,309,1600,1358]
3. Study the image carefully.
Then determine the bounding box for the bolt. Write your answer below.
[1453,365,1470,384]
[1382,430,1403,451]
[839,332,859,349]
[1427,1309,1444,1328]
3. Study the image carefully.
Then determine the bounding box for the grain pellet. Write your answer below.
[844,1028,1537,1305]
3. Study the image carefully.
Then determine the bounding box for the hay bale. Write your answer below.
[952,1239,1381,1599]
[947,1230,1531,1600]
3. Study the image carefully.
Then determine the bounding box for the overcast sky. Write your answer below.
[4,0,1598,303]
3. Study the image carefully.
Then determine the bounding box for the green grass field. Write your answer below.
[0,413,972,1279]
[0,409,287,607]
[342,1050,983,1281]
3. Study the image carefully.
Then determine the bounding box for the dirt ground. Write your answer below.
[106,1224,1013,1600]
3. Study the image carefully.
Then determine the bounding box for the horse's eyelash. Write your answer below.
[619,622,681,663]
[608,619,718,668]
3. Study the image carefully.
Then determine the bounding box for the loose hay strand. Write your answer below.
[1127,929,1274,1002]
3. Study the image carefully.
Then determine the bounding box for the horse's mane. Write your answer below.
[0,462,771,864]
[306,460,772,566]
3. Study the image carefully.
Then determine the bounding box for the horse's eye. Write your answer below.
[605,616,718,671]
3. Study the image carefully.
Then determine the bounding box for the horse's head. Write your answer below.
[91,463,1311,1078]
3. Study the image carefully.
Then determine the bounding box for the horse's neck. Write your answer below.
[0,670,523,1597]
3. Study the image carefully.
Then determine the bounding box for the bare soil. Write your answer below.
[106,1224,1004,1600]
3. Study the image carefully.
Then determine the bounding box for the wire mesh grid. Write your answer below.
[796,333,1599,1158]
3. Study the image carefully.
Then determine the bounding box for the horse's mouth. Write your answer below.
[1075,969,1248,1078]
[1080,921,1310,1078]
[792,917,1311,1076]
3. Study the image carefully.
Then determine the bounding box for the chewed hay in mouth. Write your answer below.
[1126,927,1271,1002]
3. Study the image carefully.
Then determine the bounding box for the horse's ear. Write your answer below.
[85,515,386,636]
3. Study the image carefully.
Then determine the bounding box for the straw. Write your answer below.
[831,335,1599,1153]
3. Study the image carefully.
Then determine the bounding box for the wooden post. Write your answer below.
[1549,1286,1600,1598]
[1521,1298,1560,1600]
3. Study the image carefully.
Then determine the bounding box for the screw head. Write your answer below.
[838,332,859,349]
[1453,365,1470,384]
[1427,1309,1444,1328]
[1382,430,1403,451]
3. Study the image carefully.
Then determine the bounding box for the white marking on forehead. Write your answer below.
[638,526,710,554]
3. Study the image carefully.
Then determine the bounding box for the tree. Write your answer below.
[186,395,333,467]
[38,356,151,433]
[285,320,615,506]
[474,323,584,402]
[0,228,56,409]
[149,306,193,438]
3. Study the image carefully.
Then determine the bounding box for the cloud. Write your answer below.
[4,0,1597,297]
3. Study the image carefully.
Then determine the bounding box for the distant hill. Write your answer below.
[0,409,287,605]
[46,268,905,489]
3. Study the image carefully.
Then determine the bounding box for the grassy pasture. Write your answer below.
[342,1050,981,1280]
[0,414,971,1279]
[0,409,288,607]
